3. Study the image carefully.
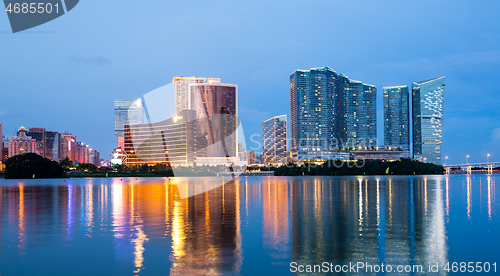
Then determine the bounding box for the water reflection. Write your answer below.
[0,176,497,275]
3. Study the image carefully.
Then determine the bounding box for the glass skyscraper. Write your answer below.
[262,115,287,164]
[114,99,143,137]
[412,77,446,164]
[290,67,338,161]
[290,67,377,161]
[337,74,377,147]
[383,86,410,149]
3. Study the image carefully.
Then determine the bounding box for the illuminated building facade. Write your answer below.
[76,142,90,164]
[262,115,287,164]
[412,77,446,164]
[60,131,76,162]
[89,148,100,167]
[290,67,338,162]
[8,126,37,157]
[114,99,143,138]
[190,82,238,160]
[24,128,61,160]
[383,86,410,149]
[290,67,377,162]
[337,74,377,146]
[124,110,198,166]
[173,76,206,114]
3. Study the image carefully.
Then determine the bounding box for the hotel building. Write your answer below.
[383,86,410,149]
[8,126,37,157]
[412,76,446,164]
[290,67,377,162]
[262,115,287,165]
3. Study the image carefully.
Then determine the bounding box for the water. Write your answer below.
[0,175,497,275]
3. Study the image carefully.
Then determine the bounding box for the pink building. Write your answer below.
[8,126,37,157]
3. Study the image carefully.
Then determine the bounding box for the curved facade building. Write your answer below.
[412,77,446,164]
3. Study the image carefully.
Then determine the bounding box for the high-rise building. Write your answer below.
[114,99,143,139]
[89,148,100,167]
[290,67,338,161]
[76,142,90,164]
[26,128,45,157]
[412,76,446,164]
[173,77,206,114]
[1,136,8,161]
[262,115,287,164]
[383,86,410,149]
[247,150,256,165]
[124,110,198,165]
[60,131,76,162]
[44,131,60,161]
[337,74,377,147]
[8,126,37,157]
[190,82,238,160]
[290,67,377,162]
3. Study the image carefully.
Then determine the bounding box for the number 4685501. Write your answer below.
[6,3,60,14]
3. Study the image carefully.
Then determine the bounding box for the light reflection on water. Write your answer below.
[0,175,498,275]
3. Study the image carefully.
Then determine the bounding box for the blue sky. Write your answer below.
[1,0,499,164]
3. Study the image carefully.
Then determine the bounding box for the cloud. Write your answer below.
[491,126,500,141]
[70,56,111,67]
[239,107,270,122]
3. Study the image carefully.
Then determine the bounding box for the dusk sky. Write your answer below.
[1,0,499,164]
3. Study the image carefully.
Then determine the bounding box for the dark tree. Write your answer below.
[5,153,64,179]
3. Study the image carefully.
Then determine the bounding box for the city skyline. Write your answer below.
[1,0,499,164]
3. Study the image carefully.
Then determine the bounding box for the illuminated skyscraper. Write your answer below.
[60,131,76,162]
[412,76,446,164]
[337,74,377,147]
[8,126,37,157]
[290,67,377,161]
[114,99,143,138]
[262,115,287,164]
[76,142,90,164]
[383,86,410,149]
[173,76,206,114]
[290,67,338,161]
[190,82,238,160]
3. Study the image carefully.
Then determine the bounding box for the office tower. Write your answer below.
[1,136,8,161]
[173,77,206,114]
[44,131,60,161]
[8,126,37,157]
[412,76,446,164]
[290,67,338,161]
[262,115,287,164]
[383,86,410,149]
[89,148,100,167]
[60,131,76,162]
[26,128,45,157]
[290,67,377,161]
[76,142,90,164]
[114,99,143,149]
[190,81,238,160]
[337,74,377,147]
[124,110,198,165]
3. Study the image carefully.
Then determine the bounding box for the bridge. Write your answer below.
[443,162,500,174]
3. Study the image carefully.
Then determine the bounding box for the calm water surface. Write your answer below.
[0,175,498,275]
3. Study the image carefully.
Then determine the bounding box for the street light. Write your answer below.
[487,154,490,163]
[445,156,448,165]
[466,155,469,164]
